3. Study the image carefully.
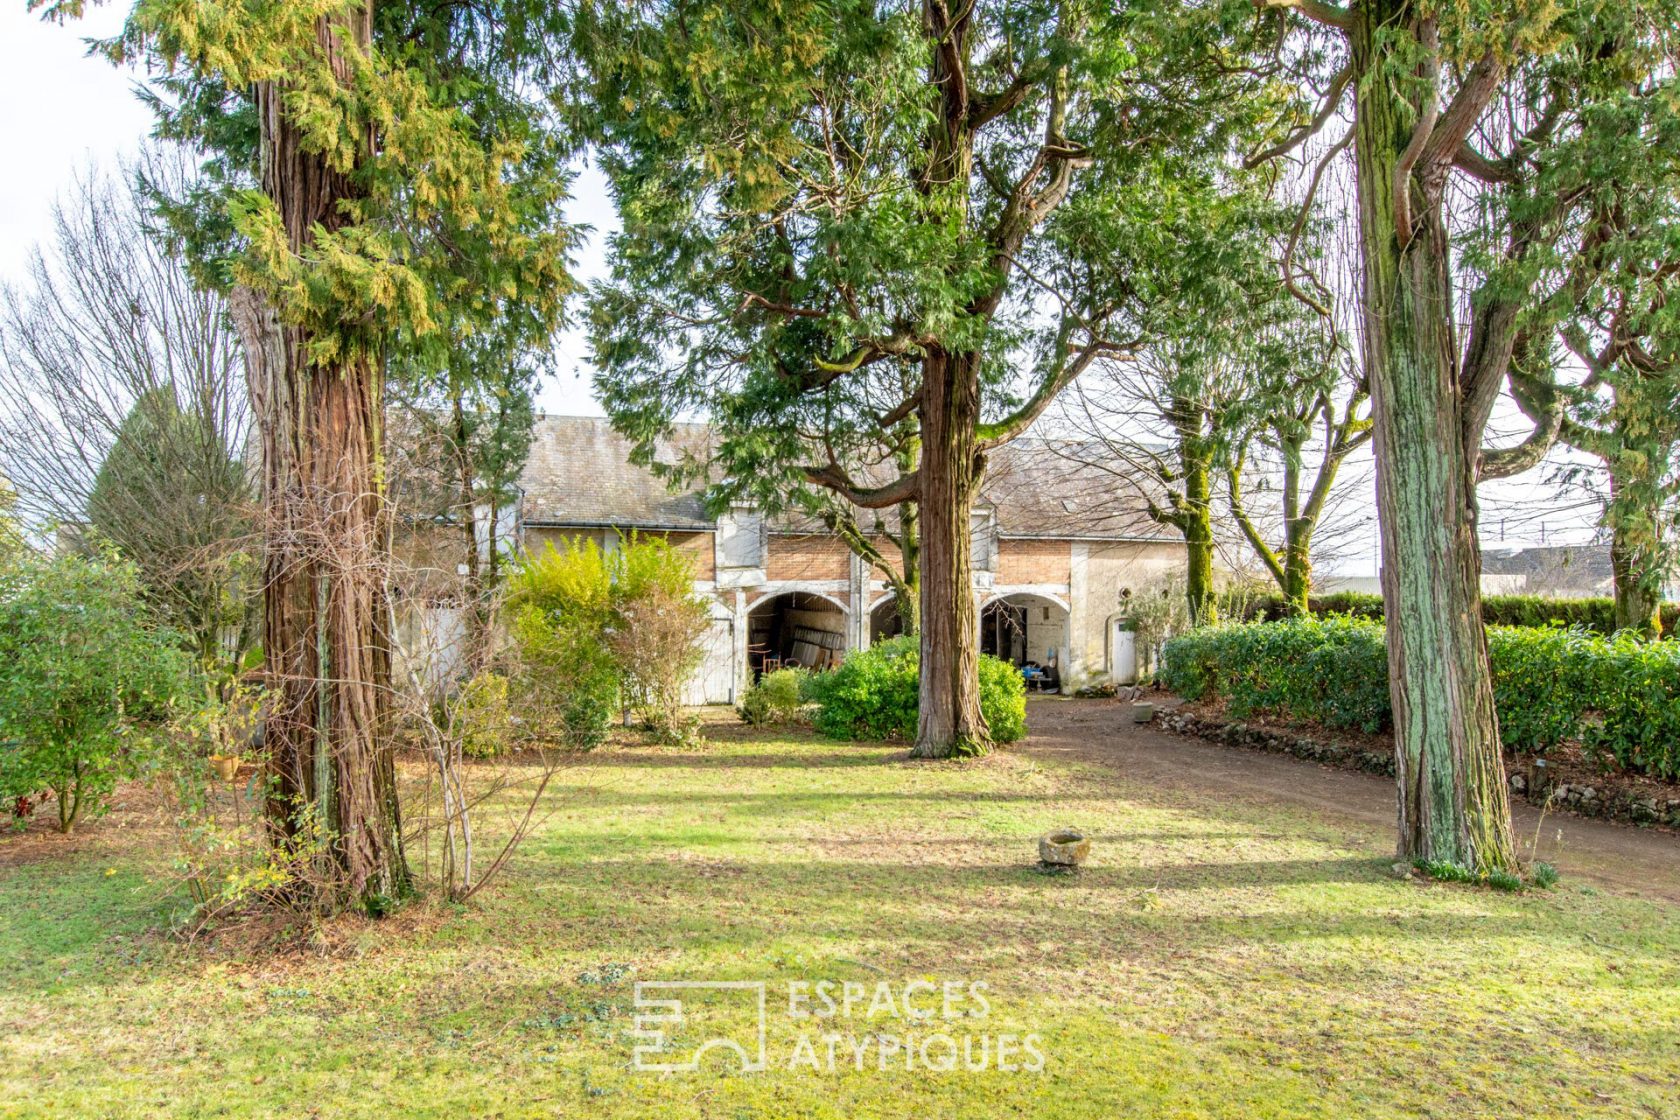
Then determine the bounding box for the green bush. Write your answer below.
[977,654,1029,744]
[1161,619,1680,779]
[1237,590,1679,637]
[1160,617,1390,734]
[507,540,619,749]
[739,668,808,726]
[457,672,513,759]
[605,536,711,744]
[0,552,193,832]
[507,533,711,747]
[806,636,1027,745]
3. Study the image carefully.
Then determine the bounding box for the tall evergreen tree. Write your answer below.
[575,0,1279,756]
[39,0,574,909]
[88,387,253,664]
[1258,0,1680,873]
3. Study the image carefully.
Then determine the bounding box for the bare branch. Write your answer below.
[978,336,1129,450]
[1245,65,1353,169]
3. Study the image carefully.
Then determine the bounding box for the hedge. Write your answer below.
[1235,591,1680,637]
[1159,618,1680,780]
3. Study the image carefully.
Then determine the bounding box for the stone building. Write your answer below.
[508,416,1184,703]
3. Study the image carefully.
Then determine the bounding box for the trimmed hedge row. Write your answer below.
[1159,618,1680,780]
[1236,591,1680,637]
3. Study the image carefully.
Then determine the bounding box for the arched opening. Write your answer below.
[747,590,848,676]
[981,593,1070,693]
[870,594,906,644]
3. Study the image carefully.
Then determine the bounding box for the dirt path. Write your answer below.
[1022,696,1680,905]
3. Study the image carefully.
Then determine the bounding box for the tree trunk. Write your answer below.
[450,391,493,665]
[1353,3,1517,876]
[237,5,409,910]
[1282,521,1313,615]
[913,348,988,758]
[1165,401,1217,624]
[1607,473,1664,637]
[1180,440,1216,626]
[896,498,922,636]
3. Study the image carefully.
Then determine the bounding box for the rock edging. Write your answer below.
[1155,709,1680,831]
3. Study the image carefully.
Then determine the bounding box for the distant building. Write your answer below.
[1479,544,1616,598]
[399,416,1187,702]
[1325,543,1675,601]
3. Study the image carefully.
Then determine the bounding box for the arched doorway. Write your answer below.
[870,594,907,644]
[747,590,849,676]
[981,593,1071,693]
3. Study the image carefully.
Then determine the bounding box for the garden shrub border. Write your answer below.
[805,635,1027,746]
[1235,590,1680,637]
[1160,618,1680,781]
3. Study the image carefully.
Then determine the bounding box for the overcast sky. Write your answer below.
[0,6,1601,576]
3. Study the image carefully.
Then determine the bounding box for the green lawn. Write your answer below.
[2,715,1677,1119]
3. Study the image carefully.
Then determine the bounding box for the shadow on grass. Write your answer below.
[582,747,905,771]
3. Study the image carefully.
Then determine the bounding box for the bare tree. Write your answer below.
[0,149,254,666]
[1223,210,1375,612]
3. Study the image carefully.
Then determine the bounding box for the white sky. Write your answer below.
[0,5,1602,577]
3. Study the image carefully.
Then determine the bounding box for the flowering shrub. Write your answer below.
[1160,619,1680,778]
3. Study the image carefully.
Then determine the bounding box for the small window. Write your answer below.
[719,507,765,569]
[970,509,997,572]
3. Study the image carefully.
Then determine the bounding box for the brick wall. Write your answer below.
[766,533,851,582]
[997,538,1072,586]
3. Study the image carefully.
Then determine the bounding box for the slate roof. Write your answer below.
[1480,544,1615,592]
[520,416,713,529]
[517,416,1174,542]
[982,439,1170,540]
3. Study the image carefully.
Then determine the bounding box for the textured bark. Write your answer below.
[236,5,409,909]
[908,0,987,758]
[1608,476,1665,637]
[1176,415,1217,625]
[914,348,988,758]
[1182,467,1216,625]
[896,499,922,636]
[1352,2,1517,875]
[1280,527,1313,614]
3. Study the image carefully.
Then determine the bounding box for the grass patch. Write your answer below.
[1,716,1676,1118]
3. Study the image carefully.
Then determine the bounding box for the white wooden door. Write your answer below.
[685,616,737,705]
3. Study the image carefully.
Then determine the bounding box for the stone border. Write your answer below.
[1155,709,1680,831]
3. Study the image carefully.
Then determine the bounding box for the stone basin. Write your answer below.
[1038,829,1091,867]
